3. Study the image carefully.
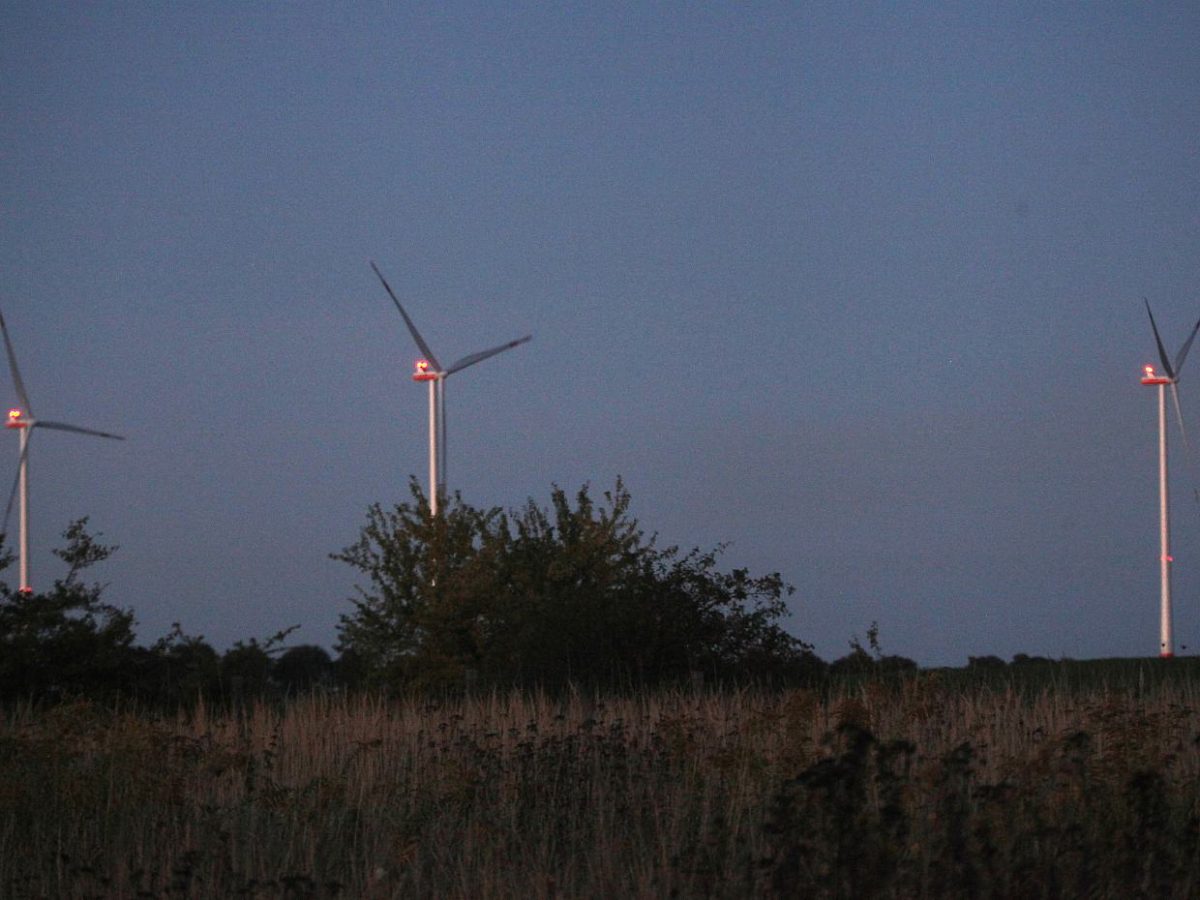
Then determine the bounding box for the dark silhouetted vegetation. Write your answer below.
[0,519,138,701]
[334,479,822,691]
[3,676,1199,897]
[0,522,333,708]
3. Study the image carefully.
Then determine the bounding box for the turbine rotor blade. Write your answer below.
[1146,299,1177,380]
[2,435,29,537]
[35,421,124,440]
[1172,383,1192,451]
[1168,383,1200,508]
[1174,316,1200,376]
[445,335,532,376]
[369,262,442,372]
[0,310,33,415]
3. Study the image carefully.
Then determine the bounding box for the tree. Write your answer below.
[0,520,318,707]
[221,639,274,700]
[0,519,139,701]
[335,479,817,690]
[333,481,501,685]
[968,655,1007,669]
[274,644,334,693]
[830,622,917,679]
[219,626,300,701]
[145,623,221,705]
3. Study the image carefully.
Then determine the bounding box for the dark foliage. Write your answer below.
[756,720,1200,898]
[968,654,1007,669]
[335,479,819,690]
[139,622,222,705]
[0,520,138,701]
[829,621,917,681]
[274,645,335,693]
[0,521,346,707]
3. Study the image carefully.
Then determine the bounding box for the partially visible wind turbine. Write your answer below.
[370,262,531,516]
[1141,300,1200,658]
[0,311,124,593]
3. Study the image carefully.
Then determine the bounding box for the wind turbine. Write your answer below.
[370,262,531,516]
[0,310,124,593]
[1141,300,1200,658]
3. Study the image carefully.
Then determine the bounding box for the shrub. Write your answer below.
[335,479,817,690]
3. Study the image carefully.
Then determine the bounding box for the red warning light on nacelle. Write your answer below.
[5,409,24,427]
[1142,365,1171,385]
[412,359,437,382]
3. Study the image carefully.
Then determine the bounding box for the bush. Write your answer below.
[335,479,818,690]
[274,645,334,693]
[0,520,139,702]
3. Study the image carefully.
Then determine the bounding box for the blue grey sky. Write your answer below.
[2,3,1198,665]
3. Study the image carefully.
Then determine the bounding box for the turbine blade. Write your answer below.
[369,262,442,372]
[1146,299,1176,380]
[0,310,33,415]
[1169,384,1200,508]
[2,436,29,537]
[1174,316,1200,376]
[445,335,532,376]
[35,421,124,440]
[1172,383,1191,451]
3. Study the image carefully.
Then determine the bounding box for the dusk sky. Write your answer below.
[2,3,1199,666]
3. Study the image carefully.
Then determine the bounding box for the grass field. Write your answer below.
[2,660,1199,897]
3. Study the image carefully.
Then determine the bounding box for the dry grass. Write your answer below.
[2,676,1199,897]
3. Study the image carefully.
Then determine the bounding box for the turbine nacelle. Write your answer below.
[6,408,29,428]
[412,359,440,382]
[1141,365,1172,386]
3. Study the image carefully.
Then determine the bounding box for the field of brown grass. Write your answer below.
[2,673,1199,897]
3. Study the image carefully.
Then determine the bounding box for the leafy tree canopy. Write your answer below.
[0,518,136,700]
[335,479,819,690]
[0,522,323,706]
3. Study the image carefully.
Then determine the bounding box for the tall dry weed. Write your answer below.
[0,677,1197,897]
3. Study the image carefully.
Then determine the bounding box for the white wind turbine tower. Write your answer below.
[0,311,124,593]
[370,262,531,516]
[1141,300,1200,658]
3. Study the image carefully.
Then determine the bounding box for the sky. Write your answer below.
[1,3,1199,667]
